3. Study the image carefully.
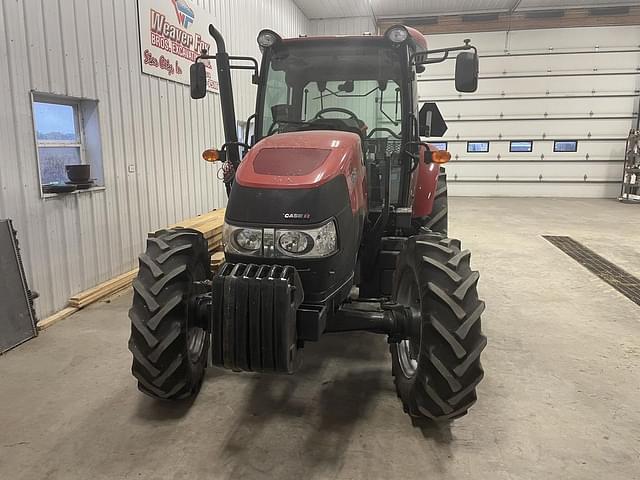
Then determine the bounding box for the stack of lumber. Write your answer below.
[211,251,225,270]
[38,208,226,330]
[169,208,225,254]
[68,269,139,309]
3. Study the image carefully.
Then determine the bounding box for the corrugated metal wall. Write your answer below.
[308,16,376,35]
[421,26,640,197]
[0,0,309,318]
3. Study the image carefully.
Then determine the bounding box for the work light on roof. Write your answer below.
[385,25,408,44]
[257,29,280,48]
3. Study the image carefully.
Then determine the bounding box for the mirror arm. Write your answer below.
[420,51,449,65]
[411,40,477,66]
[195,52,259,83]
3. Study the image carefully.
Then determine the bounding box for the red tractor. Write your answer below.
[128,25,487,421]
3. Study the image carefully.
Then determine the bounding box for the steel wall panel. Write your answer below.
[308,16,377,35]
[0,0,309,318]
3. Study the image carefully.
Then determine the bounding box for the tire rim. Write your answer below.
[187,324,206,364]
[395,269,422,379]
[186,266,207,364]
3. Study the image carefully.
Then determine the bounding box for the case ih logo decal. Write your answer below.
[172,0,195,29]
[283,213,311,220]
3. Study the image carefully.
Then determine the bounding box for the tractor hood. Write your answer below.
[235,131,362,189]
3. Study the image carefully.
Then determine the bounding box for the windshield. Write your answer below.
[258,41,406,141]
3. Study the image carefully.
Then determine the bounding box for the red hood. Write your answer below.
[235,131,362,189]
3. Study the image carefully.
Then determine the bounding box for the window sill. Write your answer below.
[42,186,106,199]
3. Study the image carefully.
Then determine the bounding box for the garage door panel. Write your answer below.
[508,26,640,52]
[427,27,640,56]
[420,75,639,98]
[443,118,632,139]
[426,31,508,52]
[440,140,626,161]
[425,51,640,78]
[446,161,623,181]
[424,25,638,198]
[432,96,638,118]
[448,181,620,197]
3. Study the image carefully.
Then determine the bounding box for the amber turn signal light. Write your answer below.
[202,149,221,162]
[432,150,451,164]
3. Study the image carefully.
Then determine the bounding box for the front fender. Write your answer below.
[412,155,440,218]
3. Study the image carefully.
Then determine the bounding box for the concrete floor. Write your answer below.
[1,198,639,480]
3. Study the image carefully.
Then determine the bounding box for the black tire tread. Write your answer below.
[128,228,210,400]
[416,173,448,235]
[391,232,486,421]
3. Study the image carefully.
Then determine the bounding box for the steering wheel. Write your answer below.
[367,127,402,139]
[312,107,360,121]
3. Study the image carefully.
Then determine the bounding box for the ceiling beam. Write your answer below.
[378,6,640,35]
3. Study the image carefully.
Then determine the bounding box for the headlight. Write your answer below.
[385,25,408,44]
[224,223,262,254]
[278,230,312,254]
[224,220,338,258]
[257,29,280,48]
[235,229,262,251]
[276,221,337,258]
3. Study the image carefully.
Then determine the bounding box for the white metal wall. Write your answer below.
[0,0,309,318]
[420,26,640,197]
[308,16,376,35]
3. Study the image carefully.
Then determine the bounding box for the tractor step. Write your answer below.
[211,263,303,373]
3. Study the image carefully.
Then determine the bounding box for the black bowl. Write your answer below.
[66,164,90,183]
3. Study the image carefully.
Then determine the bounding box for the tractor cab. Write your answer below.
[256,30,414,212]
[191,25,478,213]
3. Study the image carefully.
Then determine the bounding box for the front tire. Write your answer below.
[128,228,211,400]
[390,232,486,420]
[415,170,448,235]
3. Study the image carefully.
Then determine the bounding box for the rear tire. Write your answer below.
[390,232,486,420]
[128,228,211,400]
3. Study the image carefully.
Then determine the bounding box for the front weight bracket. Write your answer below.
[210,263,304,373]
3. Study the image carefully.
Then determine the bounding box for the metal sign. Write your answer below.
[137,0,219,93]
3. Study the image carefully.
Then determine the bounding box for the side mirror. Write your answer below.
[190,62,207,99]
[455,51,479,93]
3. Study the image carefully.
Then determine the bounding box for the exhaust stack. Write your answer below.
[208,25,240,168]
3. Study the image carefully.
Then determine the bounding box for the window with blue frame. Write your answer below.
[510,141,533,153]
[430,142,448,151]
[467,141,489,153]
[554,140,578,152]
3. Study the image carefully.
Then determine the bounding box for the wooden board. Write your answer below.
[37,307,79,331]
[211,251,225,266]
[68,269,138,308]
[44,208,227,329]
